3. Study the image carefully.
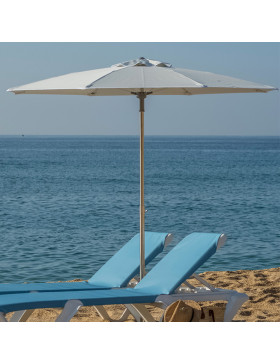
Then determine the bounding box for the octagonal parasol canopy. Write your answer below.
[7,57,277,96]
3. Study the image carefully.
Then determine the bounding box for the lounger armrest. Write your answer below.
[164,234,173,247]
[217,234,227,250]
[127,277,140,288]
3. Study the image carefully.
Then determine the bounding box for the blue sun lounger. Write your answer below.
[0,231,172,322]
[0,231,172,295]
[0,233,248,322]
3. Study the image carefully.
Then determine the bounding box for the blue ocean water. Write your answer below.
[0,136,279,283]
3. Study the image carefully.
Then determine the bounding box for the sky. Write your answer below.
[0,42,279,136]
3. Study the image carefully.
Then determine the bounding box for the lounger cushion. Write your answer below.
[0,232,169,294]
[88,231,168,288]
[0,233,222,314]
[134,233,221,295]
[0,288,158,313]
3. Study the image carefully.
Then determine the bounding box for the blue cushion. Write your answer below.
[0,288,158,313]
[0,232,169,294]
[0,233,223,314]
[134,233,221,295]
[88,231,169,287]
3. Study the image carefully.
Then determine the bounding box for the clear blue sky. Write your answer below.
[0,42,279,136]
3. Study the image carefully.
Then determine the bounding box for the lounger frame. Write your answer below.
[0,233,173,322]
[0,274,248,322]
[0,233,249,322]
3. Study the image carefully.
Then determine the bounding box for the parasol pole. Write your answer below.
[137,92,146,280]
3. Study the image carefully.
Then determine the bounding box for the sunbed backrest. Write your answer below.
[88,232,169,288]
[134,233,222,295]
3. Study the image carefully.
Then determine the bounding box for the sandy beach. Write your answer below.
[5,267,279,322]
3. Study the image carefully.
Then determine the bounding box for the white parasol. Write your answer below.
[8,56,277,279]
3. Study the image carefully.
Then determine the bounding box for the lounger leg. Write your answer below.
[117,308,131,321]
[124,305,142,322]
[0,313,7,322]
[9,309,35,322]
[94,305,131,322]
[55,300,84,322]
[94,305,113,321]
[125,304,156,322]
[224,293,249,322]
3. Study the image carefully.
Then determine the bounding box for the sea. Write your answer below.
[0,135,279,283]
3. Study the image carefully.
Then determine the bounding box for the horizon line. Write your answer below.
[0,134,279,138]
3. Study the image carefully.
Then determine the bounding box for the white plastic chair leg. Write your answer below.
[124,304,142,322]
[94,305,112,321]
[94,305,131,322]
[117,307,131,321]
[9,309,34,322]
[55,300,83,322]
[125,304,156,322]
[224,293,249,322]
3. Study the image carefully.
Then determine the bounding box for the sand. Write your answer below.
[5,267,280,322]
